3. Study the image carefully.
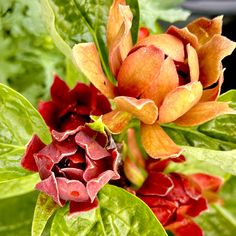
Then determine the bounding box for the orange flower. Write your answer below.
[72,0,236,159]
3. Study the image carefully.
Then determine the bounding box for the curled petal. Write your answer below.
[102,110,132,134]
[135,34,185,62]
[187,44,199,82]
[56,177,89,202]
[62,168,84,182]
[52,126,83,142]
[185,197,207,217]
[187,16,223,46]
[21,135,46,172]
[138,172,173,196]
[174,101,235,126]
[118,45,164,97]
[69,198,99,218]
[34,154,54,179]
[142,57,179,107]
[75,131,110,160]
[167,26,198,48]
[107,1,133,75]
[114,96,158,124]
[141,123,183,159]
[158,82,203,124]
[36,173,64,206]
[198,35,236,87]
[72,43,115,98]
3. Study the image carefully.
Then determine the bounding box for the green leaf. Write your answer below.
[40,0,140,84]
[139,0,190,31]
[0,191,38,236]
[32,193,59,236]
[218,89,236,109]
[51,185,167,236]
[87,116,106,134]
[0,173,40,199]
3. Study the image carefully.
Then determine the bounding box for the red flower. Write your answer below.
[137,158,223,236]
[21,126,120,216]
[39,75,111,132]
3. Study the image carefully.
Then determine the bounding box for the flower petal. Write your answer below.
[102,110,132,134]
[141,57,179,107]
[34,154,54,179]
[21,135,46,172]
[187,44,199,82]
[141,123,183,159]
[114,96,158,124]
[187,16,223,46]
[158,82,203,123]
[69,198,99,218]
[198,35,236,87]
[118,45,164,97]
[135,34,185,62]
[56,177,89,202]
[107,0,133,75]
[72,43,115,98]
[174,101,235,126]
[75,131,110,160]
[167,26,198,48]
[35,173,64,206]
[52,126,83,142]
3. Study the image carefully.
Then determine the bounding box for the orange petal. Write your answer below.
[141,57,179,107]
[141,122,183,159]
[102,109,132,134]
[198,35,236,87]
[117,45,164,97]
[187,16,223,46]
[167,25,199,49]
[72,43,115,98]
[174,101,235,126]
[135,34,185,62]
[107,0,133,76]
[158,82,203,123]
[187,44,199,82]
[114,96,158,124]
[200,70,224,102]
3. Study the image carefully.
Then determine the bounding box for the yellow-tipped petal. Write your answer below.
[114,96,158,124]
[174,101,235,126]
[102,109,132,134]
[158,82,203,123]
[187,44,199,82]
[135,34,185,62]
[198,35,236,87]
[142,57,179,107]
[141,122,183,159]
[107,0,133,75]
[72,43,115,98]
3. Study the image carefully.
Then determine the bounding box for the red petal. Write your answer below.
[185,197,207,217]
[21,135,46,172]
[34,154,54,179]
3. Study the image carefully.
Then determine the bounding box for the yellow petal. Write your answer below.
[102,109,132,134]
[72,43,115,98]
[198,35,236,87]
[114,96,158,124]
[141,122,183,159]
[187,44,199,82]
[158,82,203,123]
[107,0,133,75]
[142,57,179,107]
[135,34,185,62]
[174,101,235,126]
[187,16,223,46]
[117,45,164,97]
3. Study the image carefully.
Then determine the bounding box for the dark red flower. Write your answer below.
[21,126,120,216]
[137,158,223,236]
[39,75,111,132]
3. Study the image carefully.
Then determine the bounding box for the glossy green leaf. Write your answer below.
[40,0,139,84]
[32,193,59,236]
[0,191,38,236]
[51,185,167,236]
[218,89,236,109]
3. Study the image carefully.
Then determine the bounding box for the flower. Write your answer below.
[72,0,236,159]
[21,126,120,216]
[136,158,223,236]
[39,75,111,132]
